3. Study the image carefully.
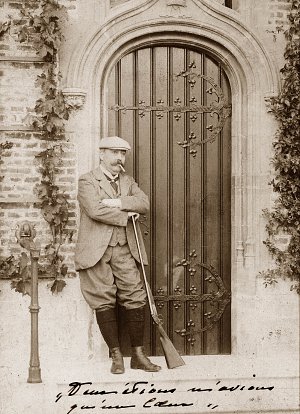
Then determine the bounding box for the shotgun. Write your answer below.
[131,215,185,369]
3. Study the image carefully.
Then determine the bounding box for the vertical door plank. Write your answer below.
[107,66,116,136]
[220,69,232,354]
[171,47,187,354]
[120,53,134,173]
[151,46,169,355]
[204,56,222,354]
[187,50,205,354]
[136,48,152,353]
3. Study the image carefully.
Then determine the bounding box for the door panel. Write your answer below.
[106,45,231,355]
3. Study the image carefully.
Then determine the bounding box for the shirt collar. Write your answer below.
[100,164,119,180]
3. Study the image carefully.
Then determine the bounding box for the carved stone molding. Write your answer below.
[264,93,278,112]
[62,88,87,110]
[166,0,186,6]
[161,0,190,18]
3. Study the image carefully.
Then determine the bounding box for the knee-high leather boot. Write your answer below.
[95,308,124,374]
[123,306,161,372]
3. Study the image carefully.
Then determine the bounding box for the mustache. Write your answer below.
[116,162,125,172]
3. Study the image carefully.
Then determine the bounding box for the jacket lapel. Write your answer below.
[92,167,115,198]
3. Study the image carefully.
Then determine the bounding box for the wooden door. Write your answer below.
[106,45,231,355]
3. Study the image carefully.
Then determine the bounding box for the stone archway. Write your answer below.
[64,0,279,357]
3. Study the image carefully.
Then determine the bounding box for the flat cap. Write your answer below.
[99,136,131,151]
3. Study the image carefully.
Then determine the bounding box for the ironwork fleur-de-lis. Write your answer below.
[174,285,182,294]
[174,97,181,105]
[187,320,195,328]
[188,79,196,88]
[187,336,196,346]
[189,96,197,103]
[177,139,188,148]
[205,275,214,283]
[174,113,181,121]
[190,114,198,122]
[189,132,196,140]
[186,320,196,345]
[190,302,198,311]
[188,267,197,276]
[137,100,146,118]
[176,258,189,267]
[174,302,181,310]
[190,285,197,294]
[157,287,164,295]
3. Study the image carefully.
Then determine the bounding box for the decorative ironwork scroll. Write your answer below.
[109,62,231,158]
[153,251,231,345]
[175,65,231,151]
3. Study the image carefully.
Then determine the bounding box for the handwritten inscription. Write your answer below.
[55,376,275,413]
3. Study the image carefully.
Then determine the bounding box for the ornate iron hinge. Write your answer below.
[154,252,231,345]
[109,61,231,157]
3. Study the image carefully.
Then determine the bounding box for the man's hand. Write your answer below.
[102,198,122,208]
[128,212,140,220]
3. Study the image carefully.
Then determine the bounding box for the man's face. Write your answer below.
[100,149,126,174]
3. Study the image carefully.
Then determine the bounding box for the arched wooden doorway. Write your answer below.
[106,45,231,356]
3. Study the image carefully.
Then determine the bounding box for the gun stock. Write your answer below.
[157,323,185,369]
[131,216,185,369]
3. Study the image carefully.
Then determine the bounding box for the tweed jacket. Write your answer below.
[74,166,149,270]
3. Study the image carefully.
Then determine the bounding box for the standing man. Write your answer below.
[75,136,161,374]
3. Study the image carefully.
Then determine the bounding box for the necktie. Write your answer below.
[105,174,119,194]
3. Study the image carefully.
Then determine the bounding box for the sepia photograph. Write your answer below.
[0,0,299,413]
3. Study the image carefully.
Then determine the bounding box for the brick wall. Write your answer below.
[0,1,78,277]
[0,132,77,273]
[268,0,291,25]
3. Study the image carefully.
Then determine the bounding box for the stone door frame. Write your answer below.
[64,0,280,357]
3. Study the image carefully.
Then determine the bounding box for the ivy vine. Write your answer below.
[0,142,13,182]
[0,1,73,295]
[262,0,300,294]
[0,20,11,37]
[18,0,72,294]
